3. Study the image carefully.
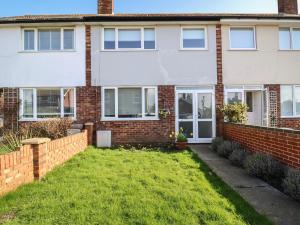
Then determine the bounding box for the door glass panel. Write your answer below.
[178,122,193,138]
[198,121,212,138]
[227,92,242,104]
[246,92,253,112]
[198,93,212,119]
[178,93,193,119]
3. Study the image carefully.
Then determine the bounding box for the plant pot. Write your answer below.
[175,142,188,150]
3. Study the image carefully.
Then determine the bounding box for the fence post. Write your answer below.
[22,138,51,180]
[84,122,94,145]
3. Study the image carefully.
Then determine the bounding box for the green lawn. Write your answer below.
[0,144,9,155]
[0,147,273,225]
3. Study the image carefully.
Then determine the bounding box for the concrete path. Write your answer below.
[191,145,300,225]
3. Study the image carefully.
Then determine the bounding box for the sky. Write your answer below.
[0,0,297,17]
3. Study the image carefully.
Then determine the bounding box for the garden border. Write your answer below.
[0,130,88,196]
[223,122,300,169]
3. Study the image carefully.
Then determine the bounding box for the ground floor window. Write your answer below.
[102,87,158,120]
[20,88,76,120]
[281,85,300,117]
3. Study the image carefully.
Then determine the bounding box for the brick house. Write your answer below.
[0,0,299,145]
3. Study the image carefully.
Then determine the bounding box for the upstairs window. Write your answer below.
[103,28,156,50]
[182,28,206,49]
[24,30,35,51]
[230,27,256,49]
[39,29,61,51]
[23,28,75,51]
[281,85,300,117]
[279,28,300,50]
[102,87,158,120]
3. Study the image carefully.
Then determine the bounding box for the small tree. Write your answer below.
[219,103,248,124]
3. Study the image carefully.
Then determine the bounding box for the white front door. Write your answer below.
[246,91,263,126]
[176,88,215,143]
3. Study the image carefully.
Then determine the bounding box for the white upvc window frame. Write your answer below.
[224,85,264,104]
[229,26,257,50]
[280,85,300,118]
[101,27,156,51]
[279,27,300,51]
[19,87,76,121]
[180,26,208,50]
[101,86,159,121]
[22,27,76,52]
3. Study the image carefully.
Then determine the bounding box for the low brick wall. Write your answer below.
[223,123,300,169]
[0,145,34,196]
[0,130,88,196]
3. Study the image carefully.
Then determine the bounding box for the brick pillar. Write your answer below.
[278,0,298,14]
[85,123,94,145]
[265,85,280,127]
[22,138,51,180]
[216,24,224,137]
[3,88,19,130]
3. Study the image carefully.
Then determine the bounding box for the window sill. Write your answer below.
[101,117,160,122]
[278,49,300,52]
[19,117,76,122]
[228,48,258,51]
[281,116,300,119]
[179,48,208,51]
[19,50,76,53]
[100,49,158,52]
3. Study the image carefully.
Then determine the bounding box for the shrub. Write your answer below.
[217,141,232,158]
[2,127,32,152]
[211,137,224,152]
[229,148,249,167]
[22,118,72,140]
[283,168,300,201]
[245,153,285,186]
[219,103,248,124]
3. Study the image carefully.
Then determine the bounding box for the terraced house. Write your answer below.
[0,0,300,146]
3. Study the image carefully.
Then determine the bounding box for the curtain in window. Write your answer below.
[24,30,34,51]
[183,29,205,48]
[145,88,156,116]
[104,28,115,49]
[230,28,255,49]
[104,89,115,117]
[64,29,74,50]
[118,29,141,48]
[281,86,293,116]
[23,89,34,118]
[118,88,142,118]
[37,89,61,118]
[144,28,155,49]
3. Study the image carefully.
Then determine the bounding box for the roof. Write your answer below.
[1,13,300,24]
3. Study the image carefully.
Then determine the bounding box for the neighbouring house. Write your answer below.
[0,0,299,145]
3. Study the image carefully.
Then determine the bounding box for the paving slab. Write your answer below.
[191,144,300,225]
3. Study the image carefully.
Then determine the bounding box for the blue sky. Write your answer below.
[0,0,294,17]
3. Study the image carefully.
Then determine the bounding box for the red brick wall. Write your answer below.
[33,130,88,179]
[265,84,300,129]
[0,145,34,196]
[97,86,175,145]
[216,24,224,136]
[98,0,114,14]
[278,0,298,14]
[223,122,300,169]
[0,131,88,196]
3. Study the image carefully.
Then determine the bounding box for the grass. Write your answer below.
[0,144,9,155]
[0,147,273,225]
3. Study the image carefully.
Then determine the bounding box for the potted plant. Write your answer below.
[170,128,188,150]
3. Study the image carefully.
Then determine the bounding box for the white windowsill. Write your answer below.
[19,117,76,122]
[19,50,76,53]
[100,49,158,52]
[101,117,160,122]
[228,48,258,51]
[179,48,208,51]
[281,116,300,119]
[278,49,300,52]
